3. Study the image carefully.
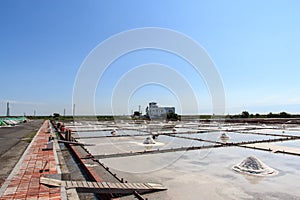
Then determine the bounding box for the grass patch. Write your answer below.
[22,131,37,143]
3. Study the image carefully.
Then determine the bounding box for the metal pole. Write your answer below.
[73,104,75,124]
[6,102,10,117]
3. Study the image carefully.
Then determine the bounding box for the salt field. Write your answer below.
[65,120,300,199]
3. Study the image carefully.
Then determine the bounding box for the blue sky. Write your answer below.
[1,1,300,116]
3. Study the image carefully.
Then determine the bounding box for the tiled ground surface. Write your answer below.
[0,120,61,200]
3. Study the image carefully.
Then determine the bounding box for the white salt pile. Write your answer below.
[111,129,117,136]
[219,132,230,143]
[232,156,278,176]
[219,132,229,139]
[143,137,156,144]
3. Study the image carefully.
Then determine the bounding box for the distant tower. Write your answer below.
[64,108,66,117]
[6,102,10,117]
[138,105,141,114]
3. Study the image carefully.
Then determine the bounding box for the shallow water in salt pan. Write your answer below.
[101,147,300,200]
[79,134,213,155]
[179,131,282,143]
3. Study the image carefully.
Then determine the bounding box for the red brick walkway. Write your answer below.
[0,120,61,200]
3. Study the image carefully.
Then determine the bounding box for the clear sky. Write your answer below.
[1,0,300,116]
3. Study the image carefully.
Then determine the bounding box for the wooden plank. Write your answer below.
[146,183,166,190]
[133,183,148,189]
[96,182,105,188]
[130,183,141,189]
[125,183,135,189]
[140,183,151,189]
[77,181,84,187]
[144,183,152,189]
[107,182,118,189]
[82,181,89,188]
[121,182,130,189]
[92,182,99,188]
[40,177,61,187]
[119,182,129,189]
[114,182,124,189]
[65,181,72,188]
[122,183,132,189]
[41,177,167,194]
[101,182,110,189]
[71,181,78,187]
[57,140,95,146]
[87,181,94,188]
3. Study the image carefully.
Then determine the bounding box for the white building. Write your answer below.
[147,102,175,119]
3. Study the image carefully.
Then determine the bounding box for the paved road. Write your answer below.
[0,120,43,156]
[0,120,43,186]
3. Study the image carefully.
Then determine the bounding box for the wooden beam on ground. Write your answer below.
[40,177,167,195]
[57,140,95,146]
[93,144,223,159]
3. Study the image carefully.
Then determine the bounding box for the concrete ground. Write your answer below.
[0,120,43,186]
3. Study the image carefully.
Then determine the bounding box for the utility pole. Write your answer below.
[6,102,10,117]
[72,104,75,124]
